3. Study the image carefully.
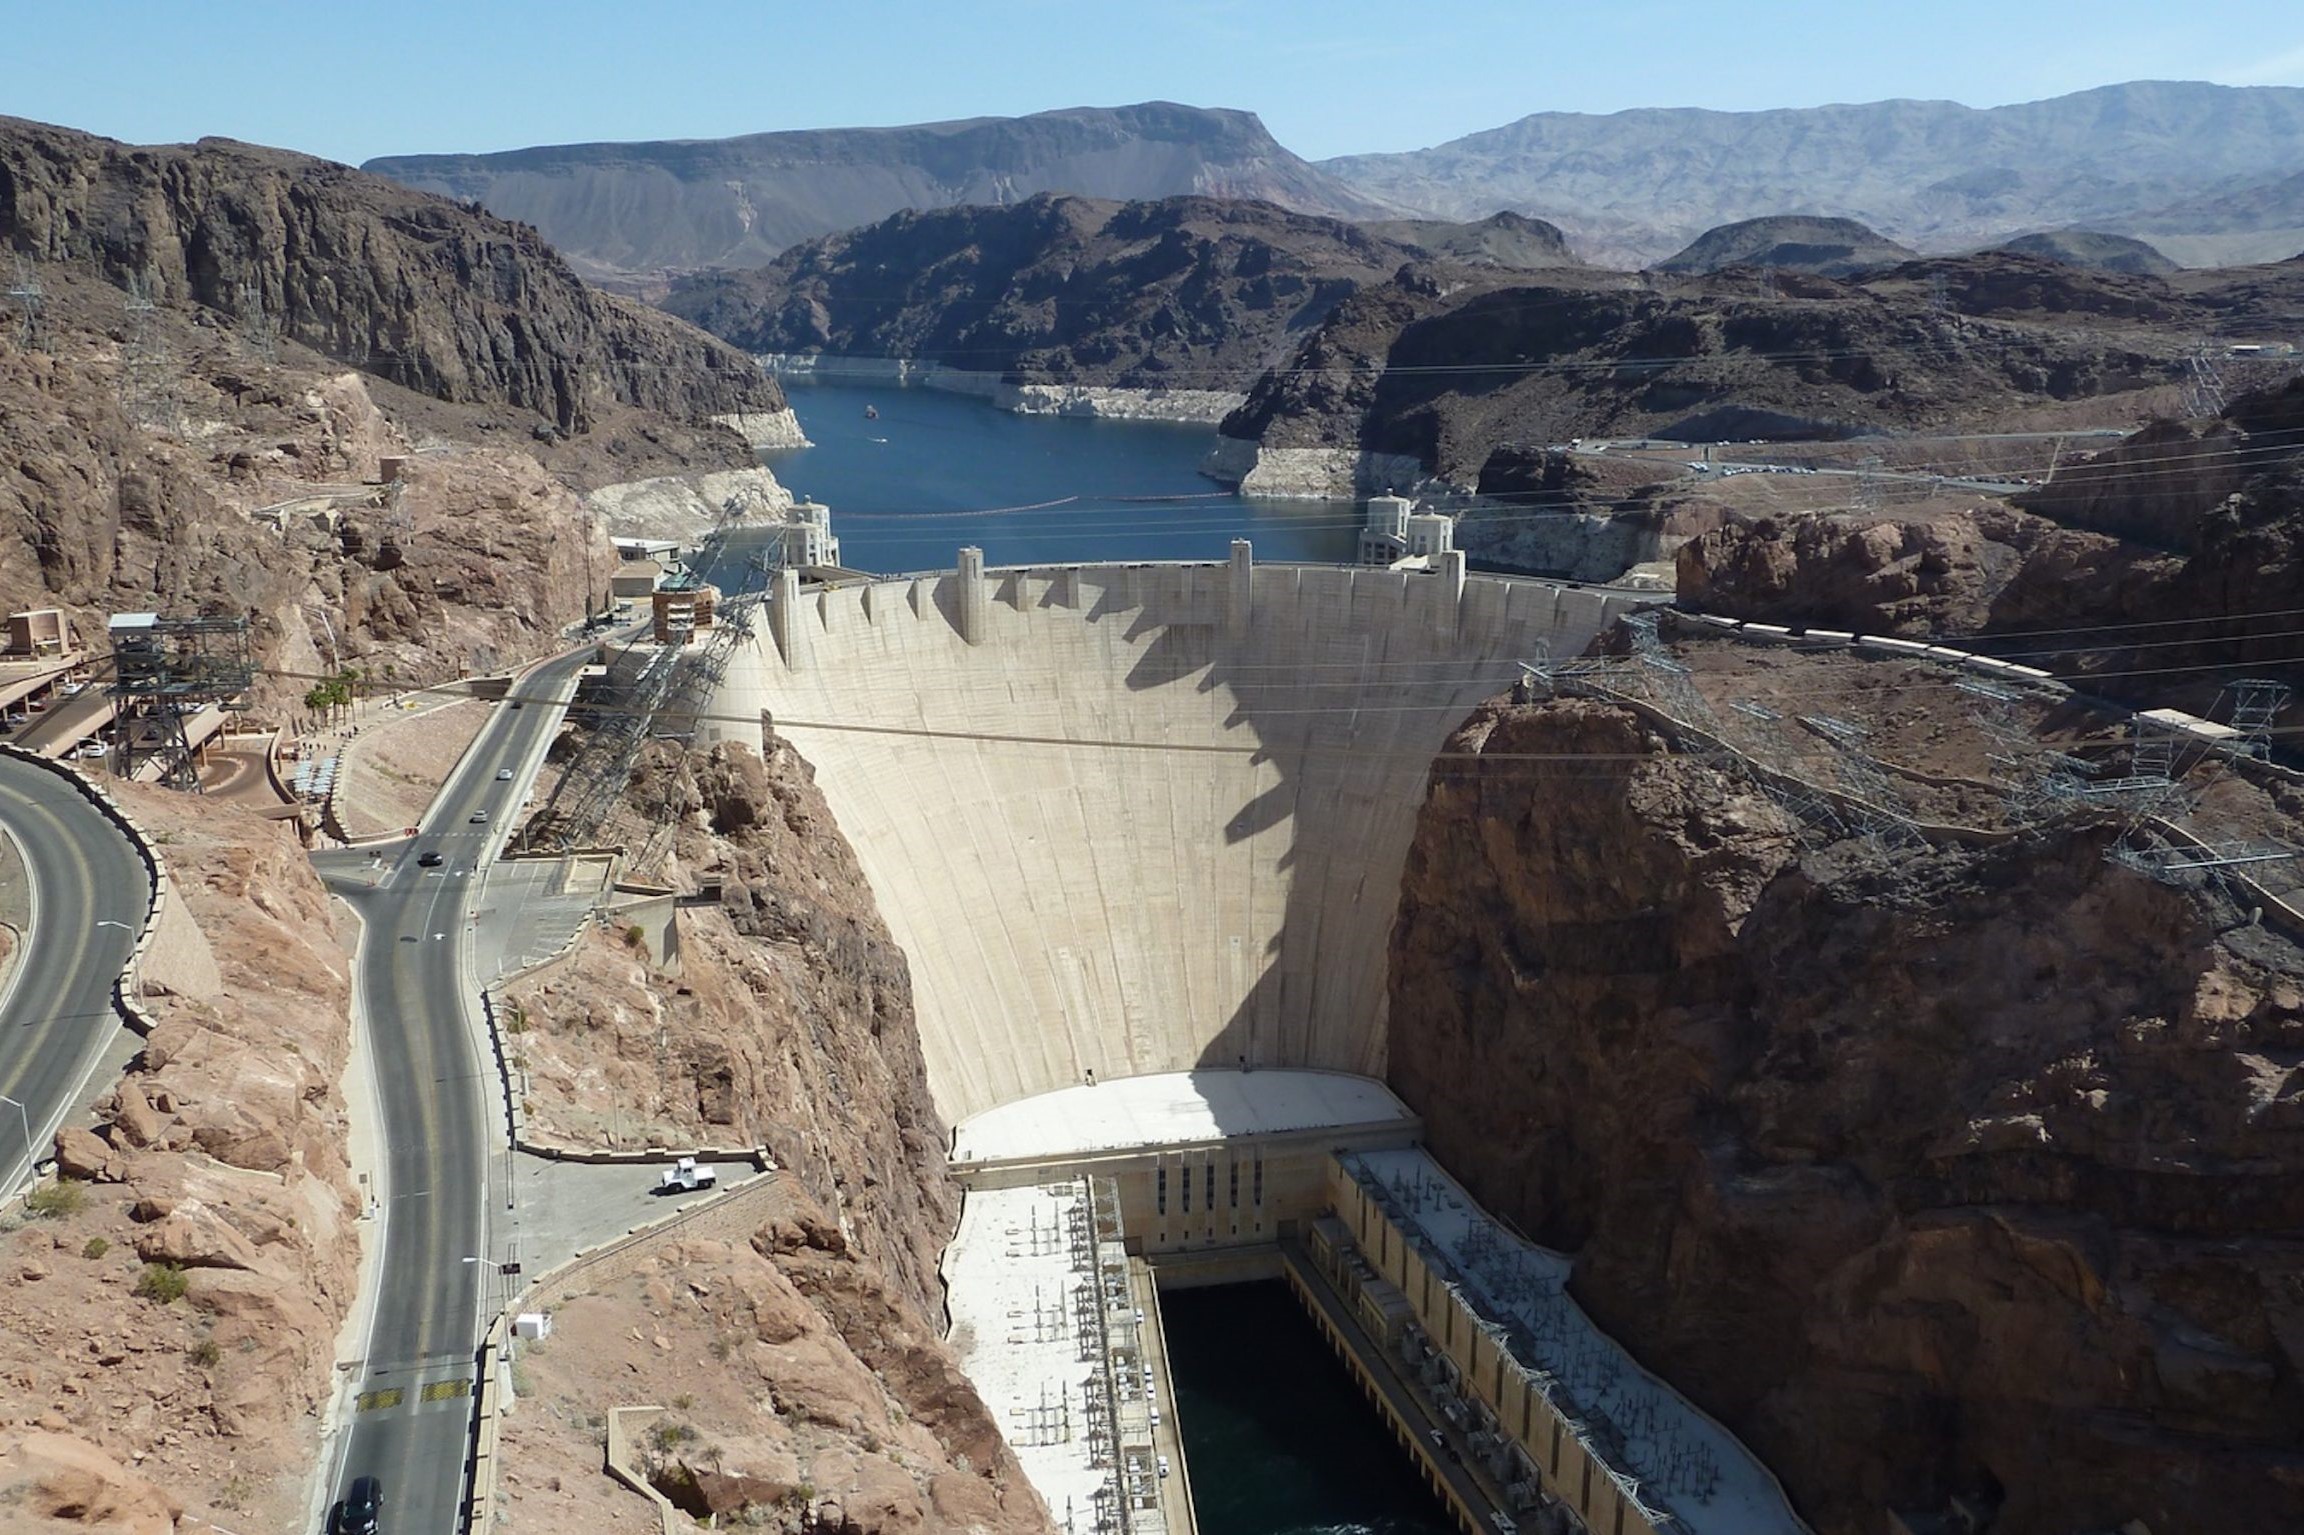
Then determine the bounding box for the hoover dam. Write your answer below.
[719,543,1649,1123]
[712,545,1812,1535]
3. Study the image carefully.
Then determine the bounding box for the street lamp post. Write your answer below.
[1,1092,32,1197]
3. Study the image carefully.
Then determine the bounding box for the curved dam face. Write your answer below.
[715,549,1648,1124]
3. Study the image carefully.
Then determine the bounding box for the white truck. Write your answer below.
[656,1156,718,1194]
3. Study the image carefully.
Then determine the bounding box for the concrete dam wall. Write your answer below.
[714,548,1651,1124]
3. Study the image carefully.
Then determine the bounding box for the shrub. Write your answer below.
[189,1336,221,1367]
[23,1181,84,1219]
[648,1418,697,1452]
[134,1262,188,1304]
[672,1392,695,1411]
[81,1237,109,1260]
[624,924,647,951]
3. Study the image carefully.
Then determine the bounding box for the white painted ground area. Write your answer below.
[952,1068,1414,1164]
[1347,1148,1809,1535]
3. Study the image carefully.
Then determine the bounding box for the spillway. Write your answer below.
[713,545,1647,1124]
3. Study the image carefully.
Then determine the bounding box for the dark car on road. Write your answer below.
[330,1474,382,1533]
[417,850,444,868]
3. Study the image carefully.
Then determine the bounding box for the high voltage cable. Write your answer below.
[753,425,2304,531]
[265,637,2304,741]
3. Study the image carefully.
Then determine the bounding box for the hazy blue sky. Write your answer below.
[11,0,2304,164]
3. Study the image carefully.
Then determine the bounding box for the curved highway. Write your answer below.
[0,754,150,1201]
[317,651,589,1535]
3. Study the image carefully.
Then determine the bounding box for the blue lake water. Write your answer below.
[759,380,1360,573]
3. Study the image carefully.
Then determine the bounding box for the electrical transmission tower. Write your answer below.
[118,273,181,434]
[1853,456,1886,513]
[5,256,44,351]
[2216,679,2290,760]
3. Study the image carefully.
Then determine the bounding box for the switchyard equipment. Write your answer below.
[106,612,254,789]
[521,529,771,852]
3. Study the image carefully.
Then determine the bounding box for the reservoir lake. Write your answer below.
[756,383,1448,1535]
[761,380,1360,572]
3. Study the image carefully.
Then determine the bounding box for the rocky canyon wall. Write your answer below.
[1386,692,2304,1535]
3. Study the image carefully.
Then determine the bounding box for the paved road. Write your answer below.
[0,755,149,1201]
[316,651,588,1535]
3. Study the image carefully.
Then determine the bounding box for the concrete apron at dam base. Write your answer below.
[698,546,1801,1534]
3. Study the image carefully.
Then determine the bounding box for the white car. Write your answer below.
[495,768,514,781]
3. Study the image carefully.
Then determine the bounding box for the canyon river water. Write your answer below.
[756,383,1446,1535]
[761,380,1360,571]
[1163,1284,1454,1535]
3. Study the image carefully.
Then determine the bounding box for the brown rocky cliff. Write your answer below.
[0,114,786,435]
[509,737,954,1316]
[1386,695,2304,1535]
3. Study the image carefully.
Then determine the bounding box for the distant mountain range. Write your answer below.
[1318,81,2304,268]
[363,82,2304,285]
[364,103,1388,289]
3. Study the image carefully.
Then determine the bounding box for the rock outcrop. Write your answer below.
[1989,229,2180,278]
[508,737,954,1313]
[1676,376,2304,707]
[664,194,1416,401]
[501,1205,1050,1535]
[1387,683,2304,1535]
[0,786,359,1530]
[1206,257,2202,498]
